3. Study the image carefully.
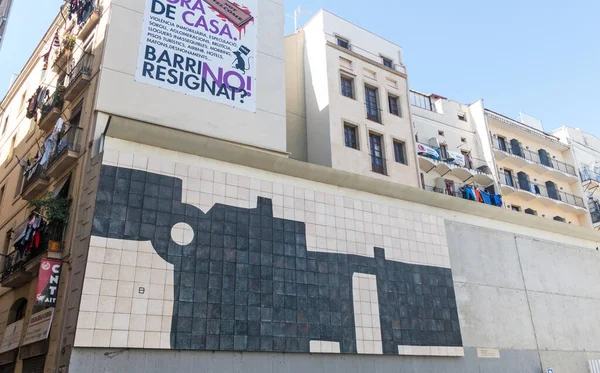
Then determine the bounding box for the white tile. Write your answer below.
[128,331,145,348]
[112,313,130,330]
[97,296,116,313]
[110,331,129,348]
[144,332,162,348]
[104,249,122,264]
[95,312,114,330]
[147,299,164,315]
[82,279,101,295]
[135,268,151,283]
[80,295,99,312]
[92,330,112,346]
[77,312,97,329]
[102,264,120,280]
[90,236,108,248]
[100,280,118,296]
[130,315,147,331]
[120,251,137,266]
[132,298,148,315]
[74,329,94,347]
[115,297,132,314]
[88,247,106,263]
[160,332,172,349]
[85,263,104,279]
[146,315,163,332]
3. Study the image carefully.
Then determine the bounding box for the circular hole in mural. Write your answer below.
[170,222,194,246]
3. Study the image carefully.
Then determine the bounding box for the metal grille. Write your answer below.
[22,355,46,373]
[0,363,15,373]
[590,360,600,373]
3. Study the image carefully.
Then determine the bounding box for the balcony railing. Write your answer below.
[46,126,82,169]
[580,168,600,184]
[70,52,93,84]
[492,138,577,176]
[502,179,586,209]
[370,153,387,175]
[22,163,48,193]
[591,211,600,225]
[366,104,383,124]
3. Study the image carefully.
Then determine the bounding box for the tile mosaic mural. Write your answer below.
[75,144,463,356]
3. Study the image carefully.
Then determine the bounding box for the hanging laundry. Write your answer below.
[480,190,493,205]
[474,189,484,203]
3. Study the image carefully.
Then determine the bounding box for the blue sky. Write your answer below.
[1,0,598,136]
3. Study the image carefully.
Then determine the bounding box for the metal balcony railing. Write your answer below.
[1,245,45,281]
[46,126,82,169]
[492,138,577,176]
[22,163,47,193]
[502,179,586,209]
[68,52,93,86]
[39,88,65,120]
[580,168,600,184]
[591,211,600,224]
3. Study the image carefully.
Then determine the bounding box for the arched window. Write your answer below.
[8,298,27,324]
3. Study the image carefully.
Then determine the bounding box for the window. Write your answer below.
[365,86,380,123]
[457,113,467,122]
[343,124,358,149]
[461,151,472,169]
[438,130,445,136]
[461,137,466,143]
[0,186,4,213]
[1,116,8,135]
[340,75,354,99]
[382,57,393,68]
[19,92,27,112]
[7,135,16,160]
[525,208,537,216]
[70,102,83,127]
[8,299,27,324]
[337,37,350,50]
[439,144,449,160]
[409,91,434,111]
[14,169,23,198]
[504,169,514,187]
[393,141,406,165]
[511,205,521,212]
[388,95,400,116]
[369,133,385,174]
[497,136,507,152]
[553,216,565,222]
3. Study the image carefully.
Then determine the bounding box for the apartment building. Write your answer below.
[552,126,600,229]
[486,111,590,226]
[0,0,13,51]
[0,3,599,373]
[286,10,419,187]
[0,2,104,371]
[410,91,496,204]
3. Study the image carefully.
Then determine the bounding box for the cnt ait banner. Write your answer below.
[35,258,62,307]
[136,0,258,112]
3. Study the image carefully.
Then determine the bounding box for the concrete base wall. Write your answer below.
[70,347,542,373]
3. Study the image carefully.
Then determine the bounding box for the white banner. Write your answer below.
[22,308,54,346]
[135,0,258,112]
[448,151,465,167]
[0,320,23,353]
[416,143,440,159]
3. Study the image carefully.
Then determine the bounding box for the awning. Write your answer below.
[416,143,440,160]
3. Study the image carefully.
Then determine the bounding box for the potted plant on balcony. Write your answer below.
[62,34,76,53]
[41,85,65,118]
[29,192,71,253]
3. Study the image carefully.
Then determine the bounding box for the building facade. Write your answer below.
[0,2,598,373]
[552,126,600,230]
[286,10,420,188]
[0,0,13,52]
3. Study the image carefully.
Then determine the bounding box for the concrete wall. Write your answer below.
[96,0,287,153]
[448,221,600,373]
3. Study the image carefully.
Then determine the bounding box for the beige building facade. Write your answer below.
[0,3,599,373]
[286,10,420,188]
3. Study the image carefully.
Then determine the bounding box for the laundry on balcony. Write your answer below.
[460,185,503,207]
[13,213,46,258]
[68,0,96,25]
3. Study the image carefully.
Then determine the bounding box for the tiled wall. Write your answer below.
[74,138,462,356]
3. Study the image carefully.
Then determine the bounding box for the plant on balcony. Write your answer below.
[41,85,66,118]
[29,192,71,249]
[62,34,76,52]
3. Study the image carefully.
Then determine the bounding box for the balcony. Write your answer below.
[21,164,50,201]
[366,103,383,124]
[417,145,494,185]
[591,211,600,228]
[45,127,82,179]
[492,138,578,182]
[500,179,587,215]
[580,168,600,193]
[64,53,93,102]
[76,5,101,41]
[423,183,501,207]
[38,88,65,132]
